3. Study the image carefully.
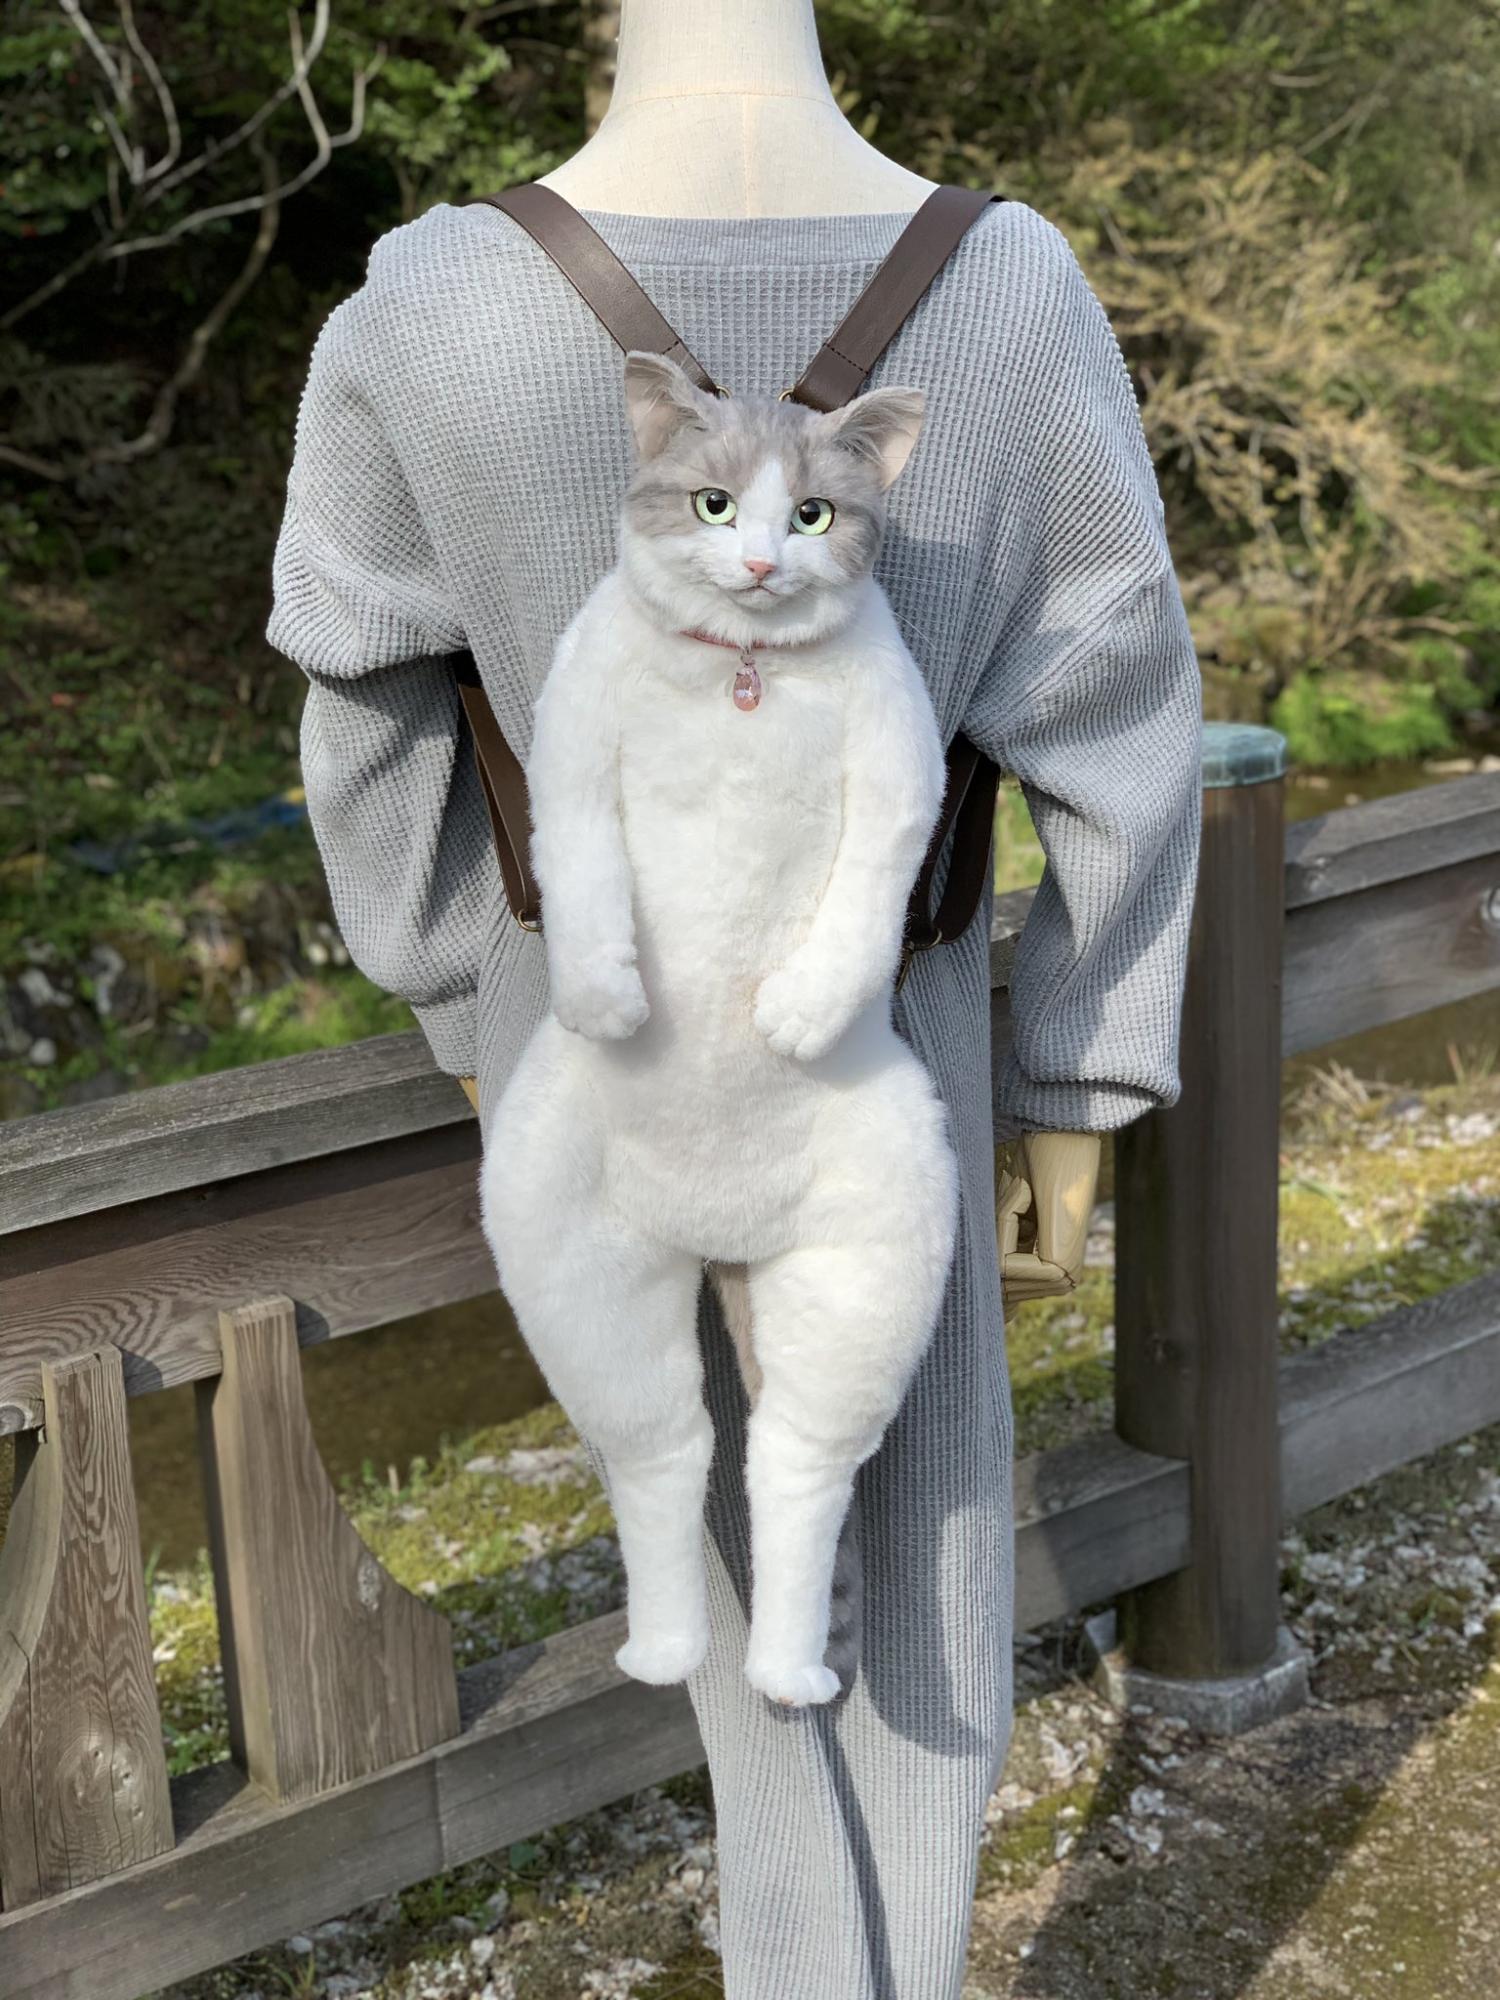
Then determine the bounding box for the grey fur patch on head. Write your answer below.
[621,351,925,584]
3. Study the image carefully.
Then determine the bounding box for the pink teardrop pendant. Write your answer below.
[732,658,762,713]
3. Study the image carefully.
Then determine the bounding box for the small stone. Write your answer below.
[28,1037,57,1067]
[484,1886,511,1927]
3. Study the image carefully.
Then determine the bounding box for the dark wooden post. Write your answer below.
[1112,724,1300,1696]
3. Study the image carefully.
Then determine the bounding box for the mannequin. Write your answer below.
[455,0,1102,1304]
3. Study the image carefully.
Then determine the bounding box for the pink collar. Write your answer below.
[676,626,792,651]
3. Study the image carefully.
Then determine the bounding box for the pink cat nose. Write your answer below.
[743,558,776,580]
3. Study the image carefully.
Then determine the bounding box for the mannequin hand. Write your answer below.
[996,1131,1102,1310]
[457,1076,480,1114]
[753,948,862,1062]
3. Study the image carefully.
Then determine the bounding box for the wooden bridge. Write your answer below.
[1,738,1498,1998]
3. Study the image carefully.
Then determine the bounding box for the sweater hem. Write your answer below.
[411,990,479,1078]
[993,1067,1168,1139]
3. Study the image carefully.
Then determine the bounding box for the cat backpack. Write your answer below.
[456,181,1004,983]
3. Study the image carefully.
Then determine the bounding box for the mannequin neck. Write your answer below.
[538,0,937,218]
[610,0,837,110]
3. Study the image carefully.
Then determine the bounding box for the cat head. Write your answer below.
[617,350,924,648]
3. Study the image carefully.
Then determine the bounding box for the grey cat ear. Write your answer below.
[817,386,926,490]
[622,351,718,460]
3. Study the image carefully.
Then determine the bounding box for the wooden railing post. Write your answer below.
[196,1297,460,1804]
[0,1348,173,1907]
[1103,722,1309,1730]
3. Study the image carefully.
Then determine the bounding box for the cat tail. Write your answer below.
[707,1262,864,1695]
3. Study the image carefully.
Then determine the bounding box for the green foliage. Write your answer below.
[1270,672,1458,771]
[816,0,1500,758]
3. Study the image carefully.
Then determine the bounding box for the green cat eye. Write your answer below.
[693,488,737,525]
[792,497,835,536]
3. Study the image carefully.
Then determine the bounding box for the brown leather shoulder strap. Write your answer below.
[455,656,542,932]
[787,185,1003,412]
[461,180,1006,965]
[472,183,723,396]
[896,734,1002,988]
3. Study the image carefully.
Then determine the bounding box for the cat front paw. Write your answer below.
[552,957,649,1041]
[753,956,857,1062]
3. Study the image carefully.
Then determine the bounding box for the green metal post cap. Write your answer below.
[1201,722,1288,789]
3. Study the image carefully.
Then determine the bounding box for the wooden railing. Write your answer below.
[1,747,1498,2000]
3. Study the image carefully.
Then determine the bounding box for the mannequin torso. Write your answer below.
[498,0,1102,1296]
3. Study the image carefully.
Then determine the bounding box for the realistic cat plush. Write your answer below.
[480,350,959,1706]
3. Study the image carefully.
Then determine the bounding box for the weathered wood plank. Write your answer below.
[197,1299,459,1802]
[0,1032,469,1237]
[1013,1433,1189,1628]
[0,1128,489,1437]
[1281,849,1500,1055]
[1280,1270,1500,1520]
[0,1350,172,1909]
[1284,771,1500,907]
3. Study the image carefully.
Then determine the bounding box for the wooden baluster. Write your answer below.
[0,1348,173,1908]
[196,1297,459,1803]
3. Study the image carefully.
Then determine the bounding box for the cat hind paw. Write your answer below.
[744,1655,841,1707]
[615,1627,708,1685]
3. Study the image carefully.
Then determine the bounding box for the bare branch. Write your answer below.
[143,0,332,208]
[58,0,127,106]
[105,152,124,232]
[2,232,115,332]
[5,3,376,331]
[96,45,378,262]
[0,442,70,482]
[118,0,182,182]
[2,147,283,481]
[94,91,138,179]
[98,144,283,464]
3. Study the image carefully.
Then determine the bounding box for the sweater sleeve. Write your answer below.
[266,298,499,1077]
[961,226,1203,1137]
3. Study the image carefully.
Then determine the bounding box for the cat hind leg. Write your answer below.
[740,1110,957,1706]
[480,1100,714,1685]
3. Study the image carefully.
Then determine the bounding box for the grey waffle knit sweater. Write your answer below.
[268,196,1202,2000]
[267,196,1202,1136]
